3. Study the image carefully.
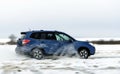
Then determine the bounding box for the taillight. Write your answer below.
[22,39,30,45]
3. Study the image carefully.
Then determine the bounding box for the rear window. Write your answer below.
[21,34,26,39]
[20,32,26,39]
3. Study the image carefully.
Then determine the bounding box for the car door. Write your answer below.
[38,32,62,54]
[54,32,75,55]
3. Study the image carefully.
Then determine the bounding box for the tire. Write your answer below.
[79,49,89,59]
[31,48,44,60]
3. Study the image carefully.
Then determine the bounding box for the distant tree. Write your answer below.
[9,34,17,42]
[7,34,17,45]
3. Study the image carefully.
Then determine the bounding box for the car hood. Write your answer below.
[75,40,89,44]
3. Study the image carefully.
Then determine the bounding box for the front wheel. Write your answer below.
[79,49,89,59]
[31,48,44,60]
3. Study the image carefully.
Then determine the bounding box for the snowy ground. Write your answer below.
[0,38,120,74]
[0,44,120,74]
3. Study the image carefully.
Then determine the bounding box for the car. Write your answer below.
[15,30,95,59]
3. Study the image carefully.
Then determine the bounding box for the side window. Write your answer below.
[55,34,64,41]
[30,32,41,39]
[55,33,72,41]
[40,33,46,39]
[46,33,56,40]
[59,34,70,41]
[30,32,56,40]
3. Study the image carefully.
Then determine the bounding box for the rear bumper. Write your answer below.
[15,46,31,55]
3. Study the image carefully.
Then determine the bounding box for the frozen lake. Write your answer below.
[0,44,120,74]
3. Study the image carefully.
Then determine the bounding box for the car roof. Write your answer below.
[21,30,62,34]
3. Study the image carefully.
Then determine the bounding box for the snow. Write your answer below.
[0,42,120,74]
[0,39,10,43]
[76,38,120,41]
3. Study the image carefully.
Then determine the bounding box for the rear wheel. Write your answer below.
[79,49,89,59]
[31,48,44,60]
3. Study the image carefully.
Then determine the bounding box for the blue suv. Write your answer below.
[16,30,95,59]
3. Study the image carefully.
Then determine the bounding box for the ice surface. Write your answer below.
[0,41,120,74]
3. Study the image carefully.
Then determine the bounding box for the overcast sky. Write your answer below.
[0,0,120,38]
